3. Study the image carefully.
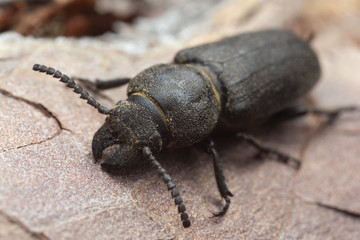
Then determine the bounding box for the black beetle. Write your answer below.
[33,30,350,228]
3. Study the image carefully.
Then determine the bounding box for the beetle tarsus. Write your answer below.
[210,196,231,217]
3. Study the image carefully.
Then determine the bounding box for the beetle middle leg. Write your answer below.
[235,133,301,169]
[235,105,358,170]
[206,138,233,217]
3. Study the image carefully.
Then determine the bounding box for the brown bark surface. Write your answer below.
[1,0,360,239]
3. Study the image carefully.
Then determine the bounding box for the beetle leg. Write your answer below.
[235,133,300,169]
[70,77,131,102]
[237,106,358,169]
[73,77,131,90]
[273,106,357,124]
[206,138,233,217]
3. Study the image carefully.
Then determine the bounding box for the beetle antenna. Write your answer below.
[32,64,111,115]
[142,146,191,228]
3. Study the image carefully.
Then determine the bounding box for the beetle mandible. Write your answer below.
[33,30,345,228]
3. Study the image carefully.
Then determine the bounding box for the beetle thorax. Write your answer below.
[127,63,221,148]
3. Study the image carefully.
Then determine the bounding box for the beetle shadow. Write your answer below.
[98,146,205,187]
[99,120,292,190]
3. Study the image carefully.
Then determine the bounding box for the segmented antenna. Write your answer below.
[142,146,191,228]
[32,64,111,115]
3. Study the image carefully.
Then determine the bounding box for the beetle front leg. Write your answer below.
[70,77,131,102]
[235,133,300,169]
[206,138,233,217]
[73,77,131,91]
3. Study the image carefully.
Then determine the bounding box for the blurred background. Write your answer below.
[1,0,360,55]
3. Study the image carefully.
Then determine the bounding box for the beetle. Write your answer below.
[32,30,351,228]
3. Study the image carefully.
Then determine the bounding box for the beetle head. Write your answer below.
[32,64,163,169]
[92,100,163,168]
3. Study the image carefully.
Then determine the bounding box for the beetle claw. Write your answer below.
[101,162,120,170]
[209,196,231,218]
[92,124,117,161]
